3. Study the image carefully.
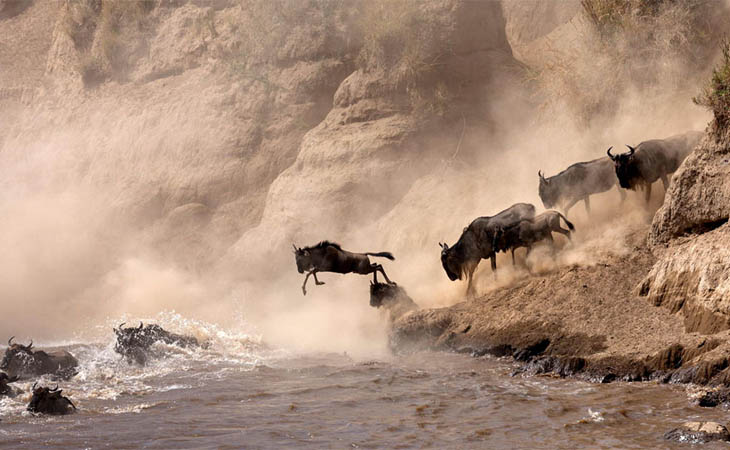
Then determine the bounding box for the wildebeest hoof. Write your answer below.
[315,281,325,286]
[302,288,307,295]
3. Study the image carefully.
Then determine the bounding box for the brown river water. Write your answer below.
[1,315,727,449]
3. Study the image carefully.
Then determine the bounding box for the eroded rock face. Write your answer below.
[640,129,730,334]
[664,422,730,444]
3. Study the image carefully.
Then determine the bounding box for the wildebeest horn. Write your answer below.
[26,340,32,350]
[32,382,37,391]
[625,144,636,155]
[138,322,144,330]
[51,384,59,392]
[538,170,544,180]
[8,336,14,346]
[292,244,297,253]
[606,146,615,160]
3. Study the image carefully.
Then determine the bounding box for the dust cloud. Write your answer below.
[0,0,724,356]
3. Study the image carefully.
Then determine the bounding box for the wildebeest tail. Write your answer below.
[557,212,575,231]
[366,251,395,260]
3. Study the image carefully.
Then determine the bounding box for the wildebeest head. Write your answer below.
[1,337,34,372]
[293,244,312,274]
[439,242,462,281]
[27,383,76,415]
[537,170,558,209]
[0,372,19,396]
[607,145,639,189]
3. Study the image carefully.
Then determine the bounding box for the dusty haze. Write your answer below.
[0,0,725,356]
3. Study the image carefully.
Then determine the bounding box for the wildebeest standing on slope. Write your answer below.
[1,337,78,380]
[538,156,625,215]
[607,131,703,203]
[439,203,536,297]
[293,241,395,295]
[492,210,575,268]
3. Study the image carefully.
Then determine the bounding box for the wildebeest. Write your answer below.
[1,337,78,380]
[293,241,395,295]
[538,156,625,215]
[493,210,575,268]
[370,281,419,322]
[607,131,703,203]
[27,383,76,415]
[114,322,204,365]
[439,203,536,297]
[0,372,19,397]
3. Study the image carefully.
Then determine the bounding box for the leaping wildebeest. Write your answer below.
[1,337,78,380]
[607,131,703,203]
[293,241,395,295]
[492,210,575,268]
[439,203,536,297]
[538,156,625,216]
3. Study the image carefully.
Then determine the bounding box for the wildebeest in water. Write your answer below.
[607,131,703,203]
[0,372,19,397]
[493,210,575,269]
[27,383,76,415]
[1,337,78,380]
[439,203,535,297]
[114,322,204,365]
[538,155,625,216]
[293,241,395,295]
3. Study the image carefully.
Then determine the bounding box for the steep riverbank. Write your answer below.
[391,124,730,389]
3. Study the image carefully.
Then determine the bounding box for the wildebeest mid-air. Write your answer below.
[293,241,395,295]
[1,337,78,380]
[492,210,575,269]
[607,131,703,203]
[538,155,625,216]
[439,202,536,297]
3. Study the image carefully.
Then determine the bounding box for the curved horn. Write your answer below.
[8,336,14,346]
[538,170,545,180]
[138,322,144,330]
[292,244,298,252]
[52,384,59,392]
[26,340,32,350]
[606,146,615,160]
[625,144,636,155]
[32,382,37,391]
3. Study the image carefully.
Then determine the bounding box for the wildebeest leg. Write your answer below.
[563,199,578,217]
[618,185,627,204]
[490,254,497,279]
[511,248,516,266]
[644,182,652,204]
[313,272,325,286]
[661,174,670,191]
[302,271,314,295]
[373,264,393,284]
[583,196,591,215]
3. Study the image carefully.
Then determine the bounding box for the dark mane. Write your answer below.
[308,240,342,251]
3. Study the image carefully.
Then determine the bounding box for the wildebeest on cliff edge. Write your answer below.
[607,131,703,203]
[439,203,535,297]
[1,337,78,380]
[538,156,625,215]
[293,241,395,295]
[114,322,205,365]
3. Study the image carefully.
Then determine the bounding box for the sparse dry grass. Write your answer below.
[535,0,722,124]
[694,38,730,132]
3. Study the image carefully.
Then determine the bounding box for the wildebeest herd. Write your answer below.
[293,131,702,297]
[0,323,205,415]
[0,131,703,417]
